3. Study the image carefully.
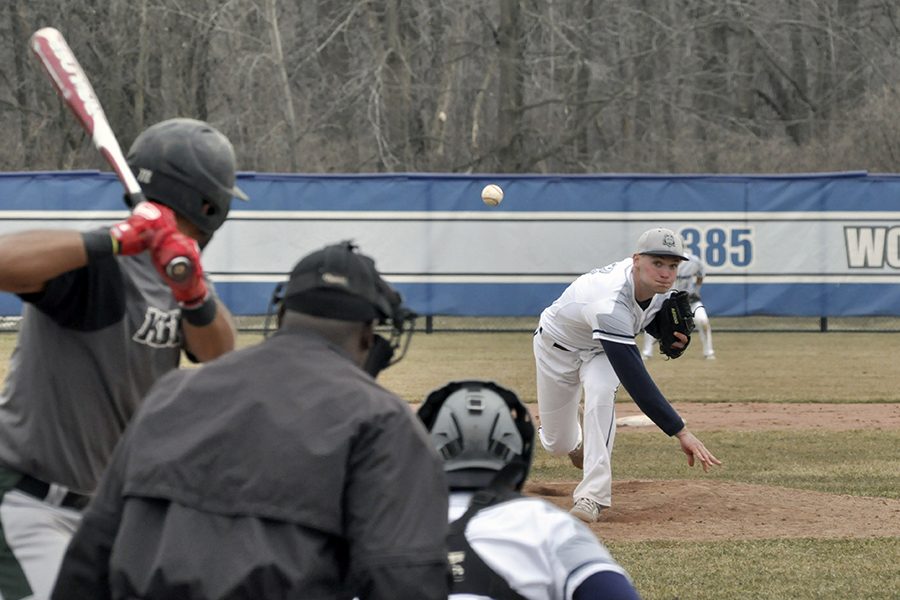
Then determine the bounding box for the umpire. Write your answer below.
[51,241,449,600]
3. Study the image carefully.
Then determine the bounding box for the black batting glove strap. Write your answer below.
[81,230,116,262]
[181,296,217,327]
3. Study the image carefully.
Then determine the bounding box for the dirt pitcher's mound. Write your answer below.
[524,480,900,542]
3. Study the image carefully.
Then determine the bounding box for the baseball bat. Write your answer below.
[29,27,192,283]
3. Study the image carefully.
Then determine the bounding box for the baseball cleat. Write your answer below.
[570,497,604,523]
[568,441,584,470]
[568,404,585,469]
[704,353,716,360]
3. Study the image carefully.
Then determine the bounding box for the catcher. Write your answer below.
[533,227,722,523]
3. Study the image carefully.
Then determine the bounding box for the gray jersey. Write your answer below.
[675,253,704,296]
[0,252,184,494]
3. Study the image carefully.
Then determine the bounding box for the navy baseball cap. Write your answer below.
[636,227,687,260]
[283,241,394,322]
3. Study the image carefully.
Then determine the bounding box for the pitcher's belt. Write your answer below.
[535,326,572,351]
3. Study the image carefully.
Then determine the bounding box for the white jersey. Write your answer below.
[448,492,632,600]
[539,258,670,351]
[675,253,704,296]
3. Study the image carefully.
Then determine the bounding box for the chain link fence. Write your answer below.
[236,315,900,334]
[3,315,900,335]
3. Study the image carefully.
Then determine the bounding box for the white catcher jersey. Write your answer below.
[539,258,671,351]
[448,492,631,600]
[675,253,705,296]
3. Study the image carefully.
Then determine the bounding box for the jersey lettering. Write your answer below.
[137,168,153,184]
[448,551,466,583]
[591,262,616,275]
[133,307,182,348]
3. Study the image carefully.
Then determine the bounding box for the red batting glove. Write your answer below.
[151,230,209,307]
[109,201,177,255]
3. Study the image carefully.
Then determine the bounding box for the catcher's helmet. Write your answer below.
[126,118,248,236]
[418,381,535,491]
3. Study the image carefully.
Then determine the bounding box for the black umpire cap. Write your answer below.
[283,241,395,323]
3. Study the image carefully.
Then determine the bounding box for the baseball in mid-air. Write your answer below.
[481,183,504,206]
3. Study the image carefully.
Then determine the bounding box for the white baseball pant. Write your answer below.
[533,330,618,507]
[0,490,81,600]
[691,302,714,356]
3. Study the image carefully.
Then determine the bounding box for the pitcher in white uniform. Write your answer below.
[533,227,722,523]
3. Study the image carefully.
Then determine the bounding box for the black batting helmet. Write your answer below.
[126,118,248,236]
[418,381,535,491]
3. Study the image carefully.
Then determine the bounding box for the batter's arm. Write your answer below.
[0,230,88,293]
[182,300,237,362]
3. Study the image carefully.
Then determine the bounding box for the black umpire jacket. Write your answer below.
[51,327,449,600]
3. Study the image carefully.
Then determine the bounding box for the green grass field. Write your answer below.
[609,537,900,600]
[375,326,900,599]
[2,322,898,599]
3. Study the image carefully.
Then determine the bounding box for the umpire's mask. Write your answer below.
[264,240,416,377]
[417,381,535,491]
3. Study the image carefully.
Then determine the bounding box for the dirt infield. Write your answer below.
[612,401,900,432]
[526,402,900,541]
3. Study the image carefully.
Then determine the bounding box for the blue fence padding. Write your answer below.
[2,281,894,318]
[7,169,899,213]
[4,170,900,317]
[209,281,900,318]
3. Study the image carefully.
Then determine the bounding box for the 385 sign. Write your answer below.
[679,227,753,268]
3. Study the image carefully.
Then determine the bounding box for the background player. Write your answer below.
[0,118,244,599]
[533,227,721,523]
[418,379,641,599]
[643,243,715,360]
[52,241,448,600]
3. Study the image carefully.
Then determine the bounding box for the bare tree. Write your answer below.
[3,0,900,174]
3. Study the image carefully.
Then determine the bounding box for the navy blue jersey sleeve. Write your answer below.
[600,339,684,436]
[644,311,662,339]
[573,571,642,600]
[19,253,126,331]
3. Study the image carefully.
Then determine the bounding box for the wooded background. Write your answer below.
[2,0,900,175]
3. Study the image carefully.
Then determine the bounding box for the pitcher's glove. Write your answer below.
[656,291,695,359]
